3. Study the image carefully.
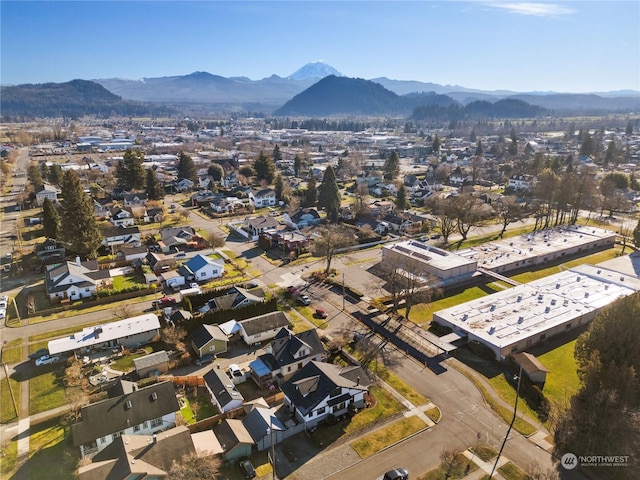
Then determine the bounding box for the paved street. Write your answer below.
[0,188,594,479]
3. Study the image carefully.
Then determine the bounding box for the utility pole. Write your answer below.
[342,272,345,310]
[269,416,277,480]
[489,365,523,479]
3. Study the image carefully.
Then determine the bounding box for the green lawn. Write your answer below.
[1,338,22,364]
[418,452,479,480]
[537,339,581,408]
[0,374,20,423]
[351,416,427,458]
[425,407,441,423]
[26,418,78,479]
[111,272,145,291]
[29,369,68,415]
[469,445,498,462]
[0,438,18,479]
[110,346,153,372]
[346,386,406,433]
[498,462,529,480]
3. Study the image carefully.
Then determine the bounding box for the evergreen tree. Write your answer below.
[470,129,477,143]
[207,163,224,182]
[28,164,43,189]
[580,134,594,157]
[41,197,61,239]
[508,128,518,156]
[272,144,282,163]
[432,134,441,152]
[318,165,340,223]
[395,184,409,211]
[604,140,616,166]
[39,162,49,183]
[294,155,302,177]
[634,219,640,248]
[304,173,317,207]
[383,150,400,181]
[49,164,63,186]
[177,151,197,183]
[274,173,284,200]
[116,149,146,190]
[626,121,633,136]
[253,151,276,184]
[145,168,164,201]
[475,140,484,157]
[60,170,101,258]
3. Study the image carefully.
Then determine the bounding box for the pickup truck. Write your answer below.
[152,297,177,308]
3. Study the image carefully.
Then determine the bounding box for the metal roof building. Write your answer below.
[433,264,640,359]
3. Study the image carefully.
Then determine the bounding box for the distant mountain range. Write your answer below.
[1,62,639,119]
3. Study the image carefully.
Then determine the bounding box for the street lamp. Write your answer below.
[488,364,523,479]
[267,416,277,480]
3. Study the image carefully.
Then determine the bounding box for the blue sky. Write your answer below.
[1,1,638,93]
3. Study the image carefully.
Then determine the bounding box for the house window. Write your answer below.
[113,430,125,439]
[540,334,547,341]
[298,362,302,369]
[287,366,291,372]
[143,421,149,429]
[85,288,91,292]
[100,436,107,444]
[209,346,215,352]
[200,272,207,278]
[565,323,572,330]
[316,407,326,416]
[150,418,162,428]
[133,424,141,432]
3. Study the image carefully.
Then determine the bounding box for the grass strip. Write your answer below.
[498,461,529,480]
[425,407,441,423]
[351,416,427,458]
[0,374,20,423]
[469,445,498,462]
[29,370,69,415]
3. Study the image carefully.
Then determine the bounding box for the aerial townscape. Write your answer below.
[1,3,640,480]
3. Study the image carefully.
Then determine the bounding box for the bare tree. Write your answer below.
[310,225,357,274]
[161,325,188,351]
[168,453,221,480]
[353,182,371,217]
[178,208,191,221]
[526,461,560,480]
[453,194,481,242]
[112,304,134,320]
[440,448,459,479]
[67,387,89,422]
[427,196,457,244]
[203,231,225,249]
[495,196,523,238]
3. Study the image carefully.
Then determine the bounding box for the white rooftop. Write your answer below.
[48,313,160,355]
[456,225,615,270]
[434,264,640,351]
[385,240,477,271]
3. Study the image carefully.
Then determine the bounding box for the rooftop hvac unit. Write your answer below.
[545,306,550,313]
[551,299,556,305]
[585,292,590,298]
[517,295,522,302]
[488,326,495,335]
[461,314,468,321]
[125,400,132,410]
[518,316,524,324]
[556,283,561,289]
[151,392,158,401]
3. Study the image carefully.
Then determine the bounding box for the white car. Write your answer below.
[35,354,62,366]
[228,364,243,377]
[0,308,6,320]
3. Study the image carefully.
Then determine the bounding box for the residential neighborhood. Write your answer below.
[2,113,640,480]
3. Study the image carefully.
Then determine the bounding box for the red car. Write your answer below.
[152,296,176,308]
[315,308,328,319]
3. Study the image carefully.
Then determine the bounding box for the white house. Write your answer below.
[179,254,224,282]
[71,381,179,458]
[250,188,277,208]
[45,259,112,301]
[238,311,291,345]
[35,183,61,206]
[507,174,535,191]
[160,269,186,290]
[279,361,370,428]
[203,368,244,413]
[109,207,135,227]
[101,226,141,249]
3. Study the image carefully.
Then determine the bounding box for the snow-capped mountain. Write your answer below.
[287,62,343,80]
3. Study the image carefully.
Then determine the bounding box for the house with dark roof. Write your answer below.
[250,188,277,208]
[109,206,135,227]
[238,311,291,346]
[200,286,266,313]
[241,403,286,452]
[245,216,279,240]
[123,193,147,207]
[35,238,66,263]
[45,258,111,301]
[249,328,326,388]
[71,381,180,458]
[178,253,224,282]
[512,352,550,384]
[279,361,370,428]
[190,324,228,358]
[102,225,141,249]
[76,426,197,480]
[213,419,253,462]
[203,368,245,413]
[145,252,176,275]
[282,208,321,229]
[158,226,196,252]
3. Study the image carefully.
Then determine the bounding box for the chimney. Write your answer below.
[152,434,157,444]
[356,377,360,386]
[76,256,82,266]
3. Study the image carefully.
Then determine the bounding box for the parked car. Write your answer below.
[0,308,5,320]
[0,297,7,309]
[228,364,243,377]
[152,297,176,308]
[35,354,62,367]
[28,348,49,361]
[287,285,300,295]
[239,459,257,479]
[315,308,328,319]
[175,252,187,258]
[378,468,409,480]
[297,294,311,306]
[195,354,216,366]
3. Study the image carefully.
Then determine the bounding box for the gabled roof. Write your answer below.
[214,419,254,451]
[133,350,169,370]
[279,361,369,416]
[290,208,320,222]
[263,328,324,369]
[45,260,110,294]
[203,368,244,408]
[72,381,179,447]
[184,254,224,273]
[191,324,228,349]
[245,216,279,229]
[239,311,290,337]
[77,426,194,480]
[242,406,284,443]
[253,188,276,197]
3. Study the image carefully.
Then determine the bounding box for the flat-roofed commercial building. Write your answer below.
[433,264,640,359]
[456,225,615,275]
[381,240,477,285]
